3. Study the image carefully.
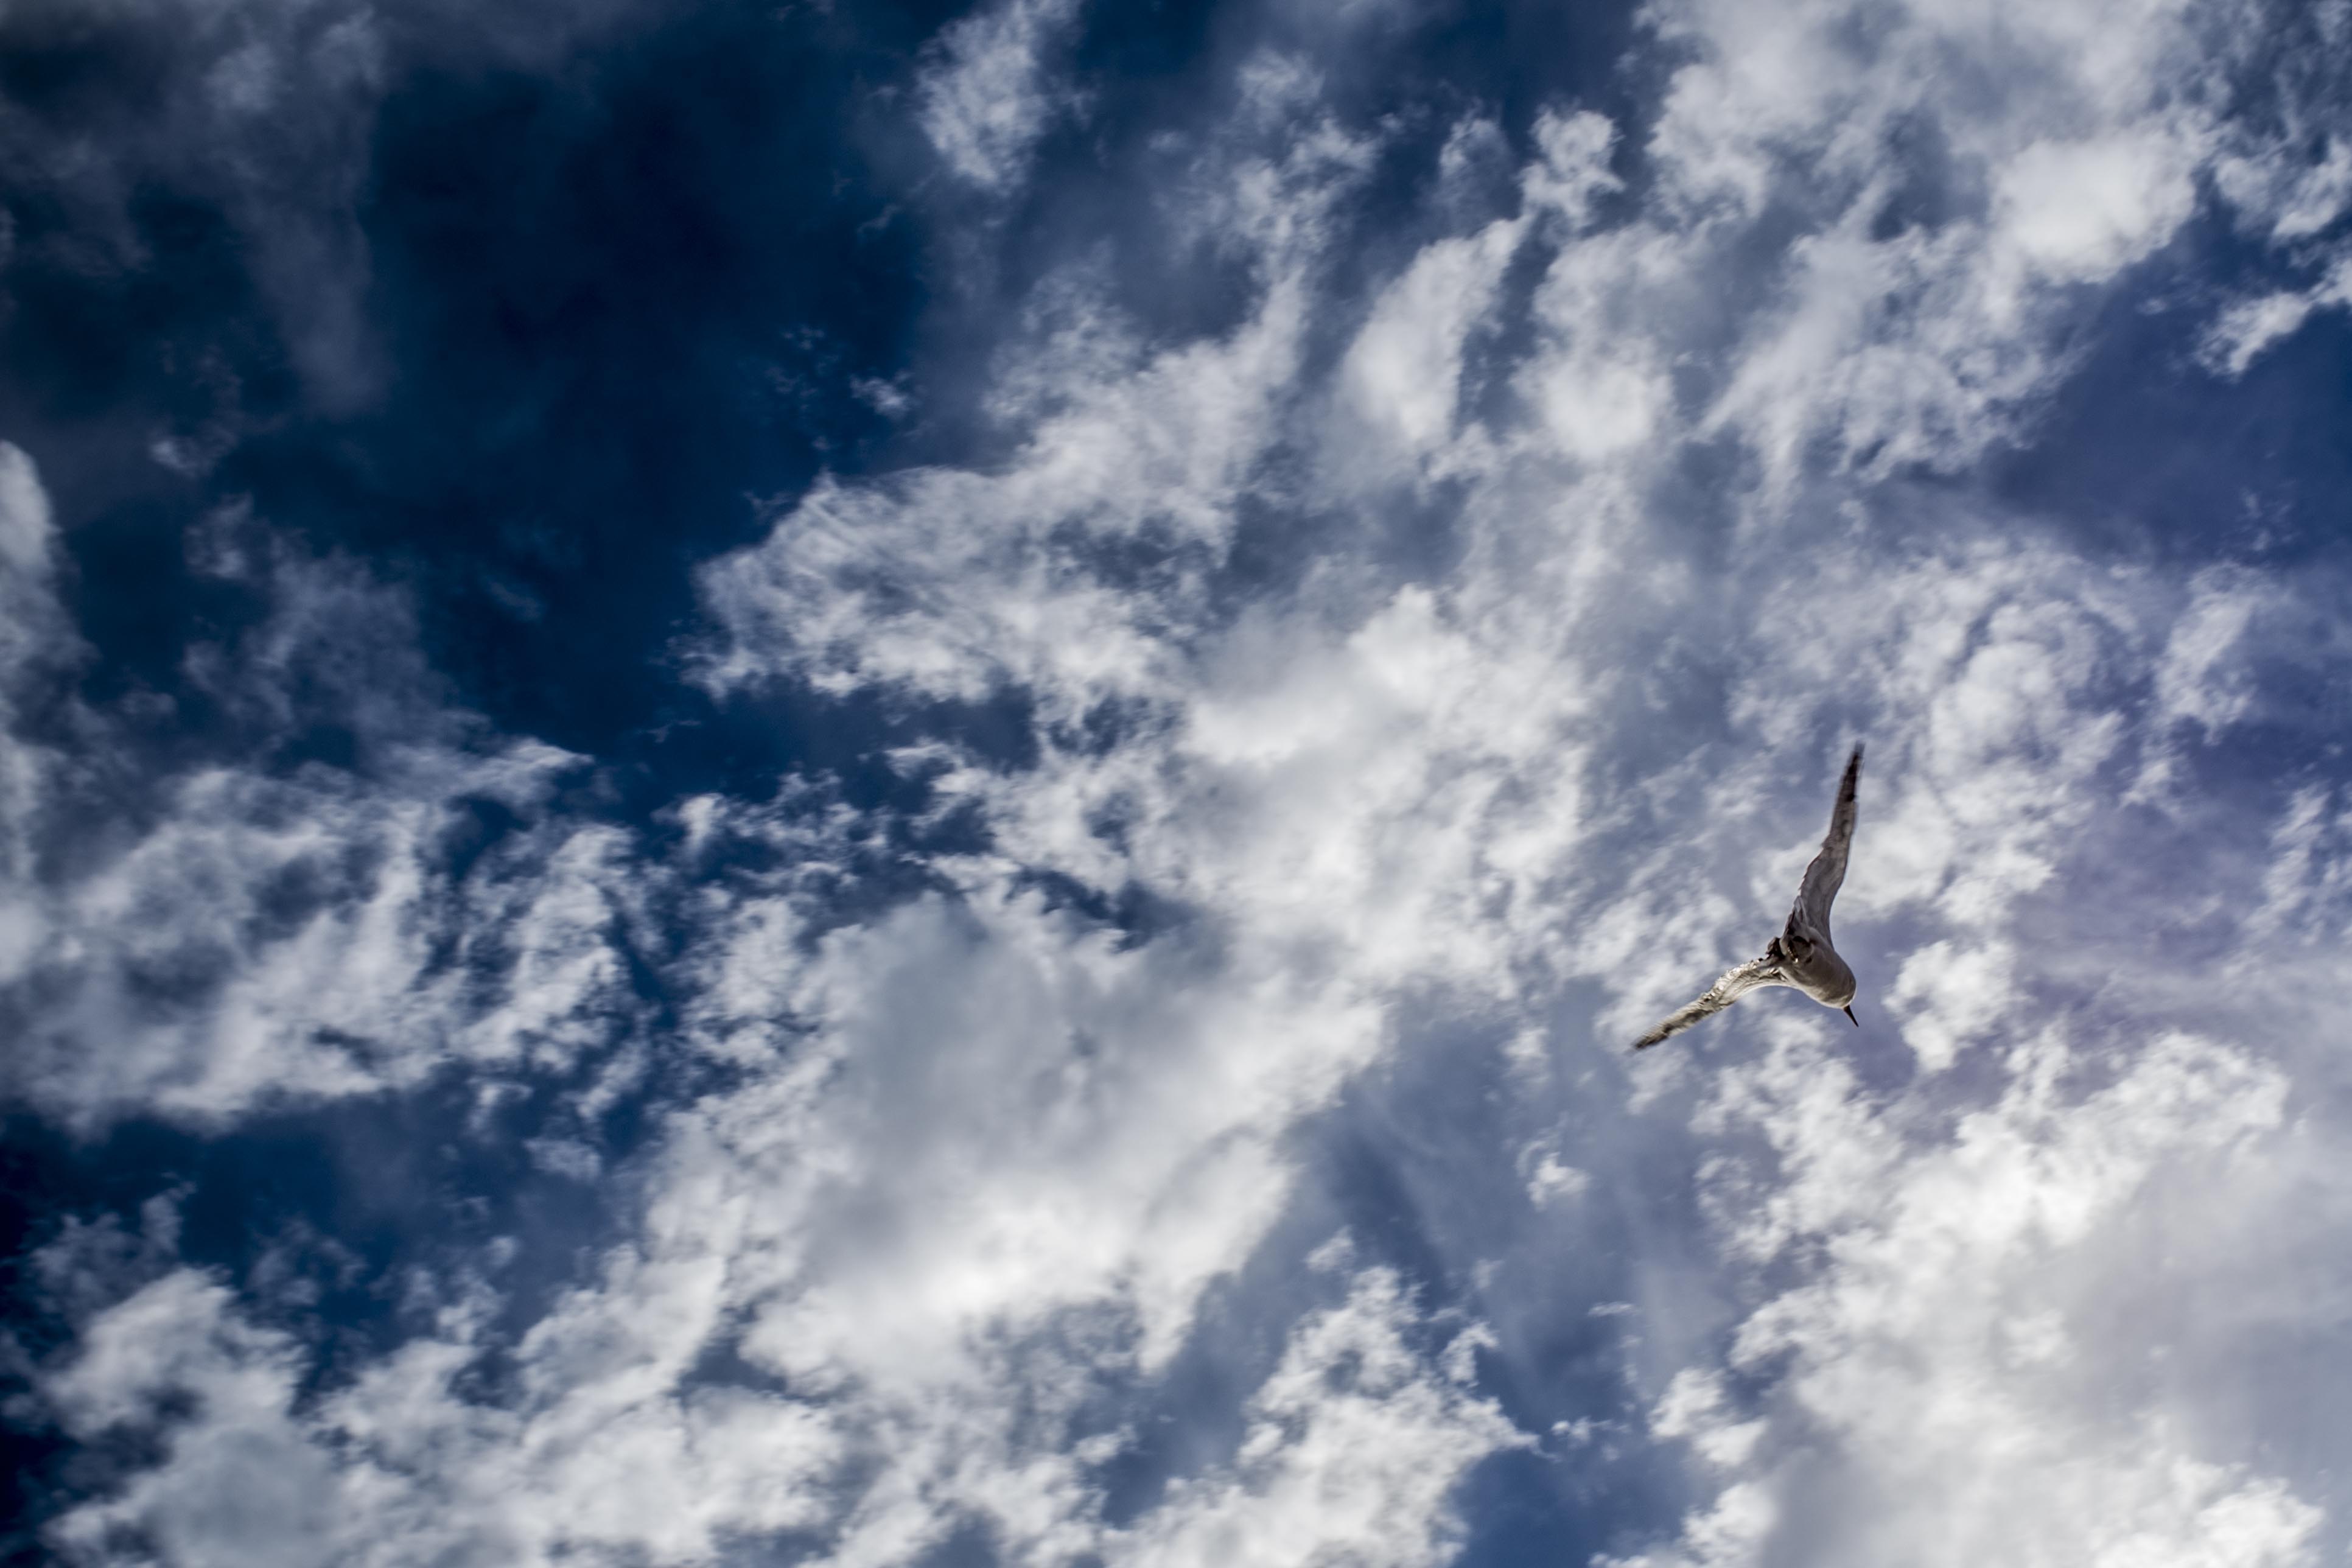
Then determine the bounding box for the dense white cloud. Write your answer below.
[38,1251,1508,1566]
[29,0,2352,1564]
[1622,1030,2327,1568]
[1339,216,1524,462]
[45,1272,343,1567]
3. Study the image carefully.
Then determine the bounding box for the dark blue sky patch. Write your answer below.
[1,0,958,785]
[1990,240,2352,571]
[1452,1444,1638,1568]
[262,7,934,755]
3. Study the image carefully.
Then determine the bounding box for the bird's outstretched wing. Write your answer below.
[1787,745,1863,939]
[1632,953,1788,1050]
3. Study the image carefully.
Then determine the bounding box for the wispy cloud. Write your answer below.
[0,464,637,1126]
[918,0,1087,192]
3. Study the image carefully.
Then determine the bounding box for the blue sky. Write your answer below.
[4,0,2352,1563]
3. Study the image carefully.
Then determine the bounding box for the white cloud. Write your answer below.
[2249,785,2352,940]
[1337,215,1524,462]
[41,1262,844,1568]
[0,467,643,1127]
[1993,131,2202,286]
[671,14,2352,1550]
[0,441,56,584]
[918,0,1086,191]
[701,105,1375,721]
[2201,10,2352,371]
[2217,134,2352,245]
[1629,1030,2327,1568]
[40,1256,1511,1568]
[1521,108,1622,228]
[0,443,75,986]
[1113,1269,1521,1568]
[1887,937,2017,1073]
[1522,1147,1591,1208]
[45,1272,342,1568]
[2153,567,2280,734]
[2142,562,2352,767]
[1650,1368,1765,1469]
[2200,274,2347,376]
[1632,0,2227,486]
[0,722,651,1125]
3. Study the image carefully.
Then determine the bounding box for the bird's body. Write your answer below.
[1633,746,1864,1050]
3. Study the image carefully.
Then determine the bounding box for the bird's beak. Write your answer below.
[1843,1006,1858,1027]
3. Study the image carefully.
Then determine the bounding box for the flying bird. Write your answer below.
[1633,746,1864,1051]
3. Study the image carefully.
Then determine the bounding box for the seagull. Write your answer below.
[1632,746,1864,1051]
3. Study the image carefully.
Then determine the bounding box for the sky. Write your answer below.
[3,0,2352,1563]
